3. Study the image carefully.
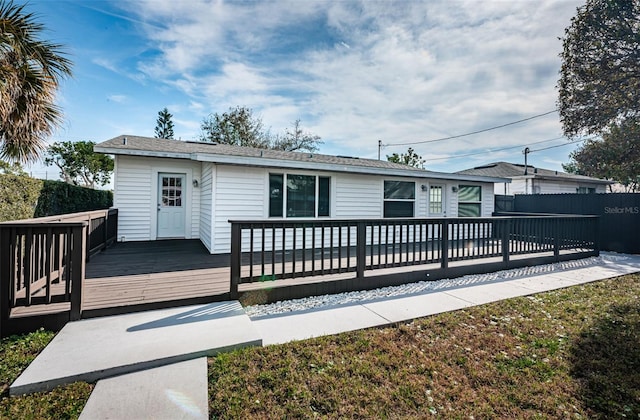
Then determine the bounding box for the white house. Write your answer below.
[456,162,613,195]
[95,135,507,254]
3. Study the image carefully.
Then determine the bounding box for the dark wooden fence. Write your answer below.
[0,209,118,337]
[230,215,598,301]
[497,193,640,253]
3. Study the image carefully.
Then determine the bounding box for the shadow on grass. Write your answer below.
[569,302,640,418]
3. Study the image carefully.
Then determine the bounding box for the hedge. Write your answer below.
[0,174,113,222]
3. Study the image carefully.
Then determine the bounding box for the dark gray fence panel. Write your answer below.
[512,193,640,253]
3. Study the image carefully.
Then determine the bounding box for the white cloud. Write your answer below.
[120,0,583,170]
[107,94,128,103]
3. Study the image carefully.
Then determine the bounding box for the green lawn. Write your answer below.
[2,274,639,419]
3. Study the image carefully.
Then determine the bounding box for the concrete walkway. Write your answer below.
[10,252,640,419]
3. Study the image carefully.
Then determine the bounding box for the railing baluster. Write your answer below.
[46,228,53,303]
[321,224,325,274]
[302,225,307,275]
[261,224,266,278]
[311,225,316,274]
[347,224,352,270]
[338,225,342,273]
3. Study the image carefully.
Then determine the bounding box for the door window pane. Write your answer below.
[162,176,183,207]
[429,186,443,214]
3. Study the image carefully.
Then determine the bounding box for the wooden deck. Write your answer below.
[11,240,232,318]
[83,239,231,312]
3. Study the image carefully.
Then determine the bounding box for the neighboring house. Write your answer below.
[95,135,507,254]
[456,162,613,195]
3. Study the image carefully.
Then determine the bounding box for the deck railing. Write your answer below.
[0,209,117,336]
[229,215,599,299]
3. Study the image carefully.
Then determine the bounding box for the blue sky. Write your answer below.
[25,0,586,179]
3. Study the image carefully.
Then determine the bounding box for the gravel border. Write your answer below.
[245,254,626,319]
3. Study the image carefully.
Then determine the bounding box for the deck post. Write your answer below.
[501,218,511,264]
[441,219,449,269]
[356,221,366,279]
[0,227,11,336]
[230,223,241,300]
[103,210,109,252]
[70,223,87,321]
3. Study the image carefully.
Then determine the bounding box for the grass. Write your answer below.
[209,274,640,419]
[0,329,92,420]
[1,274,638,419]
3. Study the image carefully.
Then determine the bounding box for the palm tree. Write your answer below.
[0,1,72,163]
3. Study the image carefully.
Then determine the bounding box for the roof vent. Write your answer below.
[337,155,359,159]
[122,137,127,145]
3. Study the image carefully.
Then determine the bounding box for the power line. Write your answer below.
[422,136,579,162]
[530,138,588,153]
[386,110,558,147]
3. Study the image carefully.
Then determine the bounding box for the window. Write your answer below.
[429,185,443,214]
[458,185,481,217]
[383,180,415,217]
[577,187,596,194]
[269,173,330,218]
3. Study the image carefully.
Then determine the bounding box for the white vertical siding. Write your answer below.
[199,163,213,252]
[113,155,201,242]
[213,165,266,253]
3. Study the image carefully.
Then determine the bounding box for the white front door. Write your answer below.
[157,173,186,238]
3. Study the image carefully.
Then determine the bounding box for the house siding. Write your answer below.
[199,163,213,252]
[114,155,201,242]
[212,165,265,253]
[112,156,498,253]
[495,179,608,195]
[334,174,382,218]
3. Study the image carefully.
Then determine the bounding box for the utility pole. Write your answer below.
[523,147,530,175]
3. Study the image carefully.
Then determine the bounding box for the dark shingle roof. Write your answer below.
[456,162,613,184]
[97,135,426,171]
[95,135,508,183]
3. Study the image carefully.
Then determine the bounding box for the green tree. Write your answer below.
[564,119,640,192]
[200,106,270,148]
[271,120,323,152]
[557,0,639,137]
[0,159,26,175]
[154,107,175,139]
[0,1,72,163]
[44,141,114,188]
[387,147,425,168]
